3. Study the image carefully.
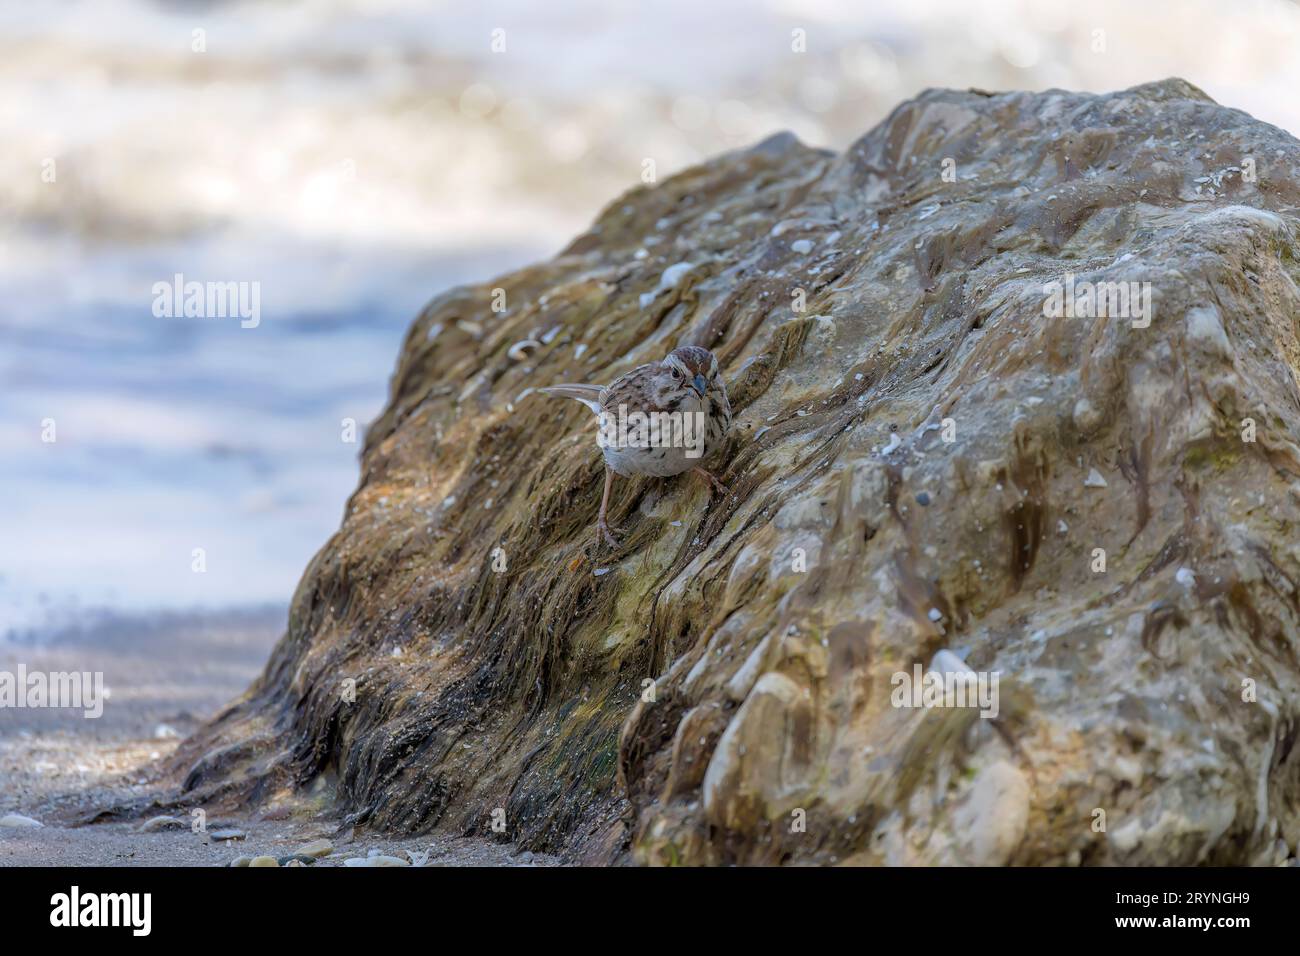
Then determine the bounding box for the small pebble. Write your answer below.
[249,856,280,867]
[138,815,185,833]
[294,839,334,859]
[344,855,410,867]
[0,814,43,829]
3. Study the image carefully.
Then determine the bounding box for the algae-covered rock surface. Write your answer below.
[169,79,1300,865]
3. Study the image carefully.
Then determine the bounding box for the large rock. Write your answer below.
[171,79,1300,865]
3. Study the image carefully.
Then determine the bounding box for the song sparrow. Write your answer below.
[540,345,733,547]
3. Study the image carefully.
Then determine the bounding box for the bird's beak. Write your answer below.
[692,374,708,397]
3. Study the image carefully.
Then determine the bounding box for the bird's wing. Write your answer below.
[538,384,604,415]
[602,363,669,413]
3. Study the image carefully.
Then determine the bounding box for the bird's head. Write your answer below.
[663,346,721,399]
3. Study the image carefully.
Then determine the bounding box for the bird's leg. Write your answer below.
[692,467,730,496]
[596,465,620,548]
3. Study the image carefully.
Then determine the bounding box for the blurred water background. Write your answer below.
[3,0,1298,637]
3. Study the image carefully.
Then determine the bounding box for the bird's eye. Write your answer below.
[671,368,682,379]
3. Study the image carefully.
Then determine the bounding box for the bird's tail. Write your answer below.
[538,384,603,415]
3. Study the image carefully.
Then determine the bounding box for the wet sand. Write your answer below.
[0,608,553,866]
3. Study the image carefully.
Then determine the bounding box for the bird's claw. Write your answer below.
[693,468,731,497]
[596,519,621,549]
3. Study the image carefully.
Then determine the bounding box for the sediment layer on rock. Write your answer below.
[171,79,1300,866]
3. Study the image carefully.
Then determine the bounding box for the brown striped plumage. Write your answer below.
[540,346,732,547]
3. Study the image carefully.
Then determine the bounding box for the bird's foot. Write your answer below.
[596,517,621,549]
[692,467,731,497]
